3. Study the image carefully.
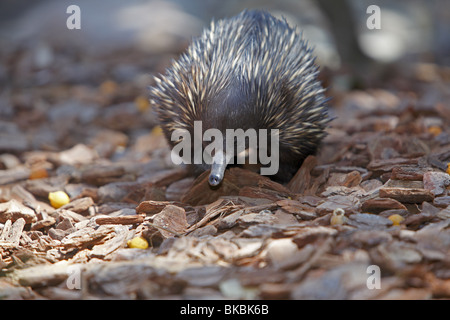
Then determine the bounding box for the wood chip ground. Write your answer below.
[1,39,450,301]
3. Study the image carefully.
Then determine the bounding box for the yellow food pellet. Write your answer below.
[151,125,163,136]
[48,191,70,209]
[330,208,347,226]
[135,96,150,112]
[127,236,149,249]
[446,163,450,175]
[428,126,442,137]
[99,80,118,95]
[388,214,405,226]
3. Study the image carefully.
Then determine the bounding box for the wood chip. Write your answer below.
[347,213,393,229]
[186,199,235,233]
[136,200,185,215]
[434,196,450,208]
[89,225,129,259]
[152,205,188,238]
[326,171,362,188]
[291,226,337,249]
[80,164,126,186]
[423,171,450,196]
[0,218,26,247]
[379,187,434,203]
[24,176,68,198]
[31,216,56,231]
[16,263,76,288]
[0,199,37,224]
[239,186,289,202]
[58,144,97,166]
[287,155,317,194]
[391,166,426,180]
[60,225,116,251]
[0,167,31,185]
[276,199,317,220]
[367,157,421,174]
[315,195,360,215]
[361,198,407,214]
[95,215,144,225]
[60,197,94,215]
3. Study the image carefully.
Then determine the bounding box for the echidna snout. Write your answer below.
[208,174,222,187]
[209,149,228,186]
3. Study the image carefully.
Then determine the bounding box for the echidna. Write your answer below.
[150,9,331,186]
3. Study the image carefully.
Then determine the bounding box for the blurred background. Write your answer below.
[1,0,449,84]
[0,0,449,155]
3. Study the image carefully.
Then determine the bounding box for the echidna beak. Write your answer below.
[208,173,222,186]
[209,150,230,187]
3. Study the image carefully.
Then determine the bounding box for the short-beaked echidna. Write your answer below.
[150,9,331,186]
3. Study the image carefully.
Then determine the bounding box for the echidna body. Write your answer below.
[150,10,331,186]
